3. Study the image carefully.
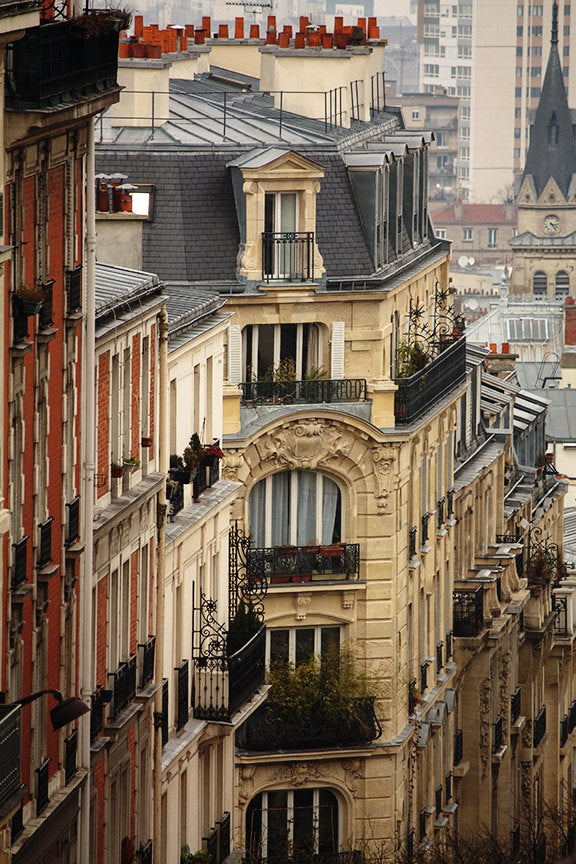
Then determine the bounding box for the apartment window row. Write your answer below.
[424,63,440,77]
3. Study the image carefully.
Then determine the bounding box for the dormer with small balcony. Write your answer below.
[228,148,325,288]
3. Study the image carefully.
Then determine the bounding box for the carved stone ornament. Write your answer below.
[479,677,492,781]
[257,420,348,471]
[295,593,311,621]
[223,450,242,482]
[269,761,325,787]
[342,758,363,797]
[371,446,396,513]
[521,761,532,801]
[500,652,511,737]
[238,765,256,809]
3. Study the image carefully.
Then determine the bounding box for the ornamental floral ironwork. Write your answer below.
[228,523,268,622]
[396,281,465,377]
[525,527,562,587]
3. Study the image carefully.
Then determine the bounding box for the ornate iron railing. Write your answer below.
[511,687,521,724]
[436,641,443,675]
[167,479,184,517]
[0,705,21,809]
[6,22,119,110]
[64,729,77,784]
[12,536,28,590]
[420,660,428,694]
[454,729,463,765]
[240,378,367,405]
[193,467,208,501]
[109,654,137,720]
[445,630,453,660]
[175,659,189,731]
[209,458,220,487]
[246,543,360,584]
[569,699,576,733]
[408,677,417,715]
[394,337,466,425]
[244,853,363,864]
[38,280,54,329]
[262,231,314,283]
[12,297,29,343]
[421,512,430,545]
[409,527,417,559]
[447,487,454,518]
[205,826,218,864]
[161,679,168,746]
[138,841,153,864]
[437,497,445,526]
[493,715,503,752]
[561,714,569,748]
[38,518,53,568]
[65,496,80,546]
[218,812,231,863]
[237,697,381,751]
[90,686,104,741]
[534,705,546,747]
[453,585,483,637]
[138,636,155,689]
[36,758,50,815]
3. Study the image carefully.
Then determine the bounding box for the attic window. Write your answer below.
[131,184,155,219]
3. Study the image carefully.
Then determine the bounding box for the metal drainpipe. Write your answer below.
[153,305,168,864]
[79,120,96,862]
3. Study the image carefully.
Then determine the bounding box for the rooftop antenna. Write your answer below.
[225,0,273,18]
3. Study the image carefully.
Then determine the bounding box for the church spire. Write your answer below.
[521,1,576,199]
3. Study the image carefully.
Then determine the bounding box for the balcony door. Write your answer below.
[264,192,300,279]
[243,323,320,381]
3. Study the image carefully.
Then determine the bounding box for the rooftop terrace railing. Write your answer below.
[240,378,367,405]
[394,336,466,425]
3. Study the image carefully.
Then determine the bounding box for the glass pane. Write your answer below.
[257,324,275,380]
[295,629,315,667]
[269,629,289,665]
[280,324,297,370]
[293,789,314,859]
[280,193,297,233]
[249,480,266,548]
[321,477,341,544]
[267,790,288,858]
[271,472,291,547]
[246,794,262,857]
[321,628,340,663]
[297,471,318,546]
[318,790,338,855]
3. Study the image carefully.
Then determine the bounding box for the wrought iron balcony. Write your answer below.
[570,699,576,733]
[421,512,430,545]
[108,655,137,720]
[561,714,569,748]
[66,267,82,315]
[454,728,463,766]
[175,659,189,731]
[511,687,521,724]
[533,705,546,748]
[38,518,53,568]
[90,686,104,741]
[64,729,77,784]
[5,21,119,110]
[246,543,360,585]
[447,488,454,518]
[493,715,503,752]
[0,705,21,810]
[38,280,54,330]
[161,679,168,746]
[394,336,466,425]
[218,812,231,863]
[408,677,417,715]
[240,378,367,406]
[138,841,153,864]
[436,641,443,674]
[409,527,417,559]
[453,584,483,637]
[193,625,266,722]
[36,758,50,815]
[437,496,445,526]
[262,231,314,283]
[237,696,381,751]
[420,660,429,694]
[445,630,453,660]
[445,771,452,802]
[419,808,427,841]
[65,496,80,546]
[11,536,28,590]
[138,636,155,689]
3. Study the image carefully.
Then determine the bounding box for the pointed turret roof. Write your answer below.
[522,2,576,199]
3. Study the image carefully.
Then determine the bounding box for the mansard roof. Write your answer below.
[522,2,576,199]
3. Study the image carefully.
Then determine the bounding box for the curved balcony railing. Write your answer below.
[453,584,483,637]
[240,378,367,406]
[394,336,466,425]
[237,697,381,751]
[247,543,360,584]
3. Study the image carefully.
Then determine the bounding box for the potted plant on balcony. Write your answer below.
[226,600,263,655]
[16,283,45,316]
[181,849,211,864]
[70,8,132,37]
[169,454,191,484]
[527,548,554,586]
[111,462,123,479]
[184,433,205,470]
[396,339,429,378]
[123,456,140,473]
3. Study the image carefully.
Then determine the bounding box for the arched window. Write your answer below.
[246,789,339,861]
[533,271,547,297]
[556,270,569,298]
[249,471,342,548]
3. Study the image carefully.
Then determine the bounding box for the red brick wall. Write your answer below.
[96,576,108,684]
[131,333,140,458]
[565,304,576,346]
[128,725,136,840]
[93,754,106,864]
[97,351,110,498]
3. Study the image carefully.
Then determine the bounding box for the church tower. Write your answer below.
[510,1,576,297]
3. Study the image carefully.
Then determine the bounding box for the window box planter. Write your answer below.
[16,284,45,316]
[141,436,153,447]
[123,458,140,473]
[111,464,123,479]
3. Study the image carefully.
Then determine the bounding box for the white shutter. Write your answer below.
[330,321,345,379]
[228,325,242,384]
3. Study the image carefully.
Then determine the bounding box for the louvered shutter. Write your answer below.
[330,322,345,379]
[228,325,242,384]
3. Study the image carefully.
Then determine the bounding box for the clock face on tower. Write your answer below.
[544,214,560,234]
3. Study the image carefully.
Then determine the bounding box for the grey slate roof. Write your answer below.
[528,387,576,441]
[522,6,576,198]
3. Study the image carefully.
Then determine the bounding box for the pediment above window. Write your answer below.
[227,147,325,181]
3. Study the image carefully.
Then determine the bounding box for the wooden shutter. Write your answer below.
[330,322,345,379]
[228,325,242,384]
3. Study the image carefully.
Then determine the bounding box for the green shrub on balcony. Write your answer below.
[396,339,429,379]
[226,600,262,656]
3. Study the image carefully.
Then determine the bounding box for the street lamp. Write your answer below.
[8,689,90,731]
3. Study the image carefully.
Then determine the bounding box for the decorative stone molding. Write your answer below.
[223,450,243,481]
[342,758,363,797]
[500,652,511,737]
[269,761,325,787]
[521,761,532,800]
[479,678,492,781]
[295,593,311,621]
[371,446,396,513]
[257,420,348,471]
[238,765,257,809]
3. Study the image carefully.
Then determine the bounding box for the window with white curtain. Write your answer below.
[246,789,339,860]
[243,323,321,381]
[249,471,342,547]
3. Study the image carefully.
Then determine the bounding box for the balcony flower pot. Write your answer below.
[111,464,123,479]
[203,443,224,459]
[16,284,45,316]
[141,436,153,447]
[169,468,193,484]
[123,457,140,473]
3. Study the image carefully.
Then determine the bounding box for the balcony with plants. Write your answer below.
[236,648,381,752]
[393,284,466,426]
[4,6,127,111]
[240,358,367,407]
[167,434,224,519]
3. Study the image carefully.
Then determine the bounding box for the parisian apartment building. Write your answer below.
[0,9,575,864]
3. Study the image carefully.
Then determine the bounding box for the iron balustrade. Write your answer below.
[262,231,314,283]
[138,841,153,864]
[176,659,189,731]
[511,823,520,860]
[138,636,156,688]
[445,771,452,802]
[38,280,54,329]
[419,808,427,841]
[421,512,430,545]
[408,677,417,715]
[38,518,53,568]
[453,585,484,637]
[420,661,429,694]
[435,786,443,817]
[11,803,23,842]
[437,497,445,526]
[240,378,367,406]
[570,700,576,733]
[209,458,220,487]
[12,298,28,343]
[64,729,77,784]
[66,266,82,315]
[237,696,381,752]
[167,478,184,517]
[12,536,28,590]
[454,729,463,765]
[247,543,360,584]
[447,488,455,518]
[65,496,80,546]
[109,654,137,720]
[493,715,503,752]
[436,641,443,675]
[445,630,453,660]
[0,705,21,809]
[36,758,50,815]
[161,679,168,746]
[511,687,521,724]
[193,467,208,501]
[534,705,546,747]
[218,812,231,863]
[194,625,266,723]
[204,826,218,864]
[6,22,119,110]
[561,714,569,748]
[90,686,104,741]
[409,527,417,559]
[406,827,415,860]
[496,533,520,544]
[394,337,466,425]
